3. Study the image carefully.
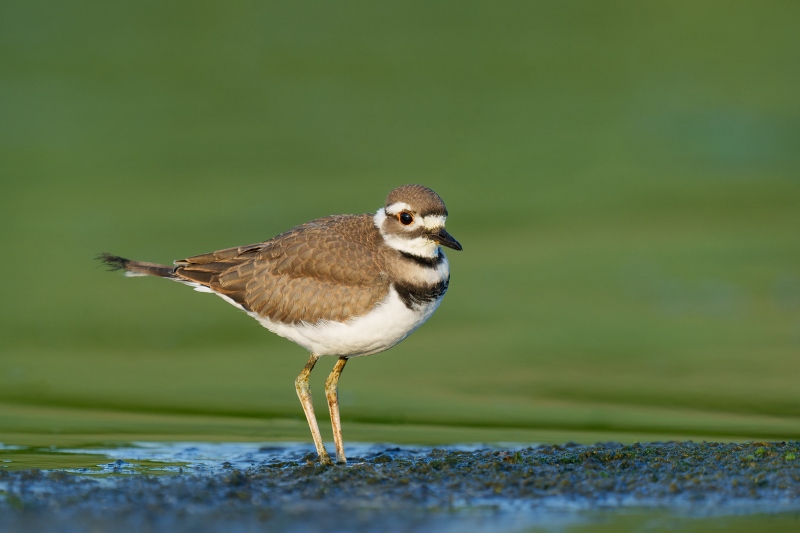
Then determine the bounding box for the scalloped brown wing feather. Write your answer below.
[174,215,389,325]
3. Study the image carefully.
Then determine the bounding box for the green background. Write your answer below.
[2,1,799,447]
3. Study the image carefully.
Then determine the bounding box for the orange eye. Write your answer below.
[399,212,414,225]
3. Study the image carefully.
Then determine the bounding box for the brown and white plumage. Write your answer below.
[99,184,461,465]
[177,214,389,325]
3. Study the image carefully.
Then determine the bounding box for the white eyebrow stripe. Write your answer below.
[385,202,412,215]
[383,203,447,230]
[422,215,447,230]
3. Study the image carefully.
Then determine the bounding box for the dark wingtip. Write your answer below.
[96,252,130,271]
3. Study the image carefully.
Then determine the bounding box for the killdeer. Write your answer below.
[99,184,461,465]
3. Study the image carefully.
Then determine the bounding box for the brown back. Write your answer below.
[174,215,390,324]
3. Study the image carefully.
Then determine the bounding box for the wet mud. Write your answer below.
[1,441,798,532]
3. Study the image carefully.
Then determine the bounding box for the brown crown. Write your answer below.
[385,185,448,217]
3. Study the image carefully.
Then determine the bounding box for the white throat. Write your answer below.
[373,208,440,258]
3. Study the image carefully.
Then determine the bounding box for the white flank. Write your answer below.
[170,271,447,358]
[251,287,442,357]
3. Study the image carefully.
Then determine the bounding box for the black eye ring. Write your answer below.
[399,212,414,225]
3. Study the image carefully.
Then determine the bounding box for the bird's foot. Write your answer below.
[318,450,334,466]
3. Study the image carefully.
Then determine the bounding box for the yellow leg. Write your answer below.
[325,357,348,464]
[295,353,332,466]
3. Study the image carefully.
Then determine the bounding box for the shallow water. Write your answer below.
[2,441,799,532]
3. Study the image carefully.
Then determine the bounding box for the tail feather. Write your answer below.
[97,253,176,278]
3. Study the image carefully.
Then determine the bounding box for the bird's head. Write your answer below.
[374,184,462,258]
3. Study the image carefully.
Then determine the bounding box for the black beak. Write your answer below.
[431,228,463,251]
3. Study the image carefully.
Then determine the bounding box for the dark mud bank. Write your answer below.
[2,441,799,532]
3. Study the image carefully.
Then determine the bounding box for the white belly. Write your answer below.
[251,287,442,357]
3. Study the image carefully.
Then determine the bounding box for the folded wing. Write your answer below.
[174,215,389,324]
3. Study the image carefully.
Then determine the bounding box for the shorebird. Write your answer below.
[99,184,461,465]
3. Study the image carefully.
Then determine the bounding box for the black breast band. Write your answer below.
[399,250,445,268]
[393,277,449,309]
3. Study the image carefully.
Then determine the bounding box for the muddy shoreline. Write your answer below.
[2,441,799,532]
